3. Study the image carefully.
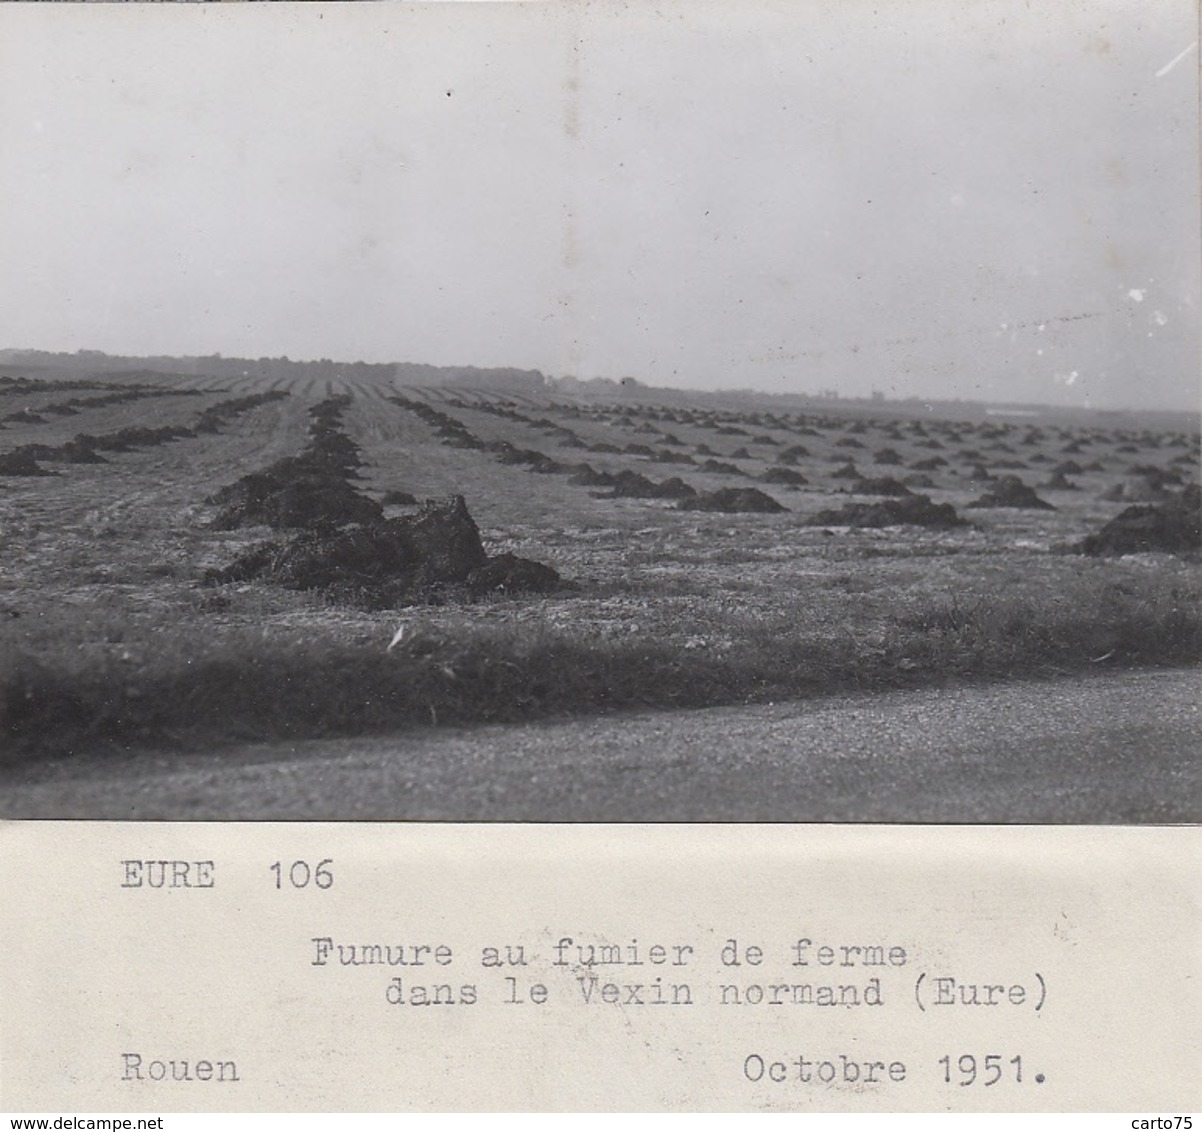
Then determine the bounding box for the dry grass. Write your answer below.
[3,567,1198,759]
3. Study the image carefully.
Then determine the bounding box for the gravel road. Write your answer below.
[3,666,1198,821]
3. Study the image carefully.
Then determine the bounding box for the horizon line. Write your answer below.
[1,344,1197,420]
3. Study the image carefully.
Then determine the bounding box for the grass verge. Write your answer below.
[3,571,1199,762]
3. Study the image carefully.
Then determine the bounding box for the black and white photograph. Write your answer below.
[0,0,1198,822]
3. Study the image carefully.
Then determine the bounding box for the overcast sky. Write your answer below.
[0,0,1197,409]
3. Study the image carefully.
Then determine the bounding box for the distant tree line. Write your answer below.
[0,349,554,393]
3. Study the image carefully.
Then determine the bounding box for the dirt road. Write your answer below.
[4,666,1197,821]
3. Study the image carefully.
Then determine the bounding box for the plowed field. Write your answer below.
[2,366,1198,766]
